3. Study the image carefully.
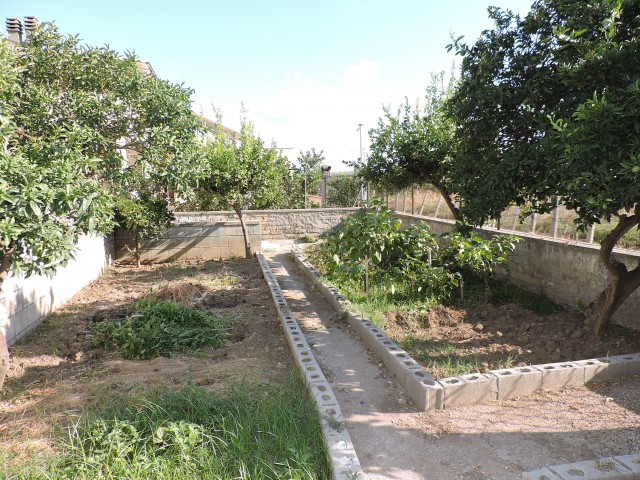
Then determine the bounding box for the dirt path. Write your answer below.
[262,245,640,480]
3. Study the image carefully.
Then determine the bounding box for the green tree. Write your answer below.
[12,23,205,267]
[295,148,325,207]
[200,115,288,257]
[448,0,640,334]
[0,22,204,387]
[360,72,461,220]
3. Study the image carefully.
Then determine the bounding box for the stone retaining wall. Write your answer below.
[0,234,114,346]
[174,208,357,239]
[395,213,640,330]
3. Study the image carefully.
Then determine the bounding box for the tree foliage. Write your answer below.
[362,71,461,219]
[447,0,640,333]
[200,115,289,257]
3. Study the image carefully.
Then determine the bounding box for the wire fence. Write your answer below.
[372,185,640,251]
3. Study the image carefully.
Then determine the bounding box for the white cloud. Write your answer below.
[343,59,381,87]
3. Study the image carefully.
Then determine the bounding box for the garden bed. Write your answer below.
[0,258,330,479]
[380,300,640,379]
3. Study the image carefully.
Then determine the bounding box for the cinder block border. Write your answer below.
[522,453,640,479]
[256,253,363,480]
[292,247,640,412]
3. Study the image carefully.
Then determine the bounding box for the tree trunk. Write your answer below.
[233,204,253,258]
[587,213,640,336]
[135,230,142,268]
[0,246,15,390]
[434,184,462,223]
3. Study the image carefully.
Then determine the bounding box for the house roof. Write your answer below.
[197,115,239,139]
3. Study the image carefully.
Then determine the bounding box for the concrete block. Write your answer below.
[594,356,627,381]
[386,349,419,381]
[492,366,542,400]
[549,458,633,479]
[404,369,444,411]
[310,382,340,407]
[614,453,640,478]
[304,367,328,385]
[575,358,612,383]
[609,353,640,377]
[521,467,563,480]
[439,373,497,409]
[535,362,584,390]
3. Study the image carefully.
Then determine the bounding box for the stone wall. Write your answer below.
[173,208,358,239]
[115,222,261,263]
[395,213,640,330]
[0,234,114,346]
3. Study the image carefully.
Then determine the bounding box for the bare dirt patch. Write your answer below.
[0,258,291,465]
[383,303,640,379]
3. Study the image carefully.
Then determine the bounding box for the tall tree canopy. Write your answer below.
[361,72,461,220]
[200,115,289,257]
[448,0,640,334]
[0,22,205,387]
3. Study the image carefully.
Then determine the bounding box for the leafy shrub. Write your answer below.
[314,206,521,301]
[89,300,229,359]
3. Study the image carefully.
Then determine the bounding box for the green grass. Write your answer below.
[89,299,230,359]
[3,376,331,480]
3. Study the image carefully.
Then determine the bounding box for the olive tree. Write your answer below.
[448,0,640,334]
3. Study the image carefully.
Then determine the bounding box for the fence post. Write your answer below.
[394,192,399,211]
[511,207,520,230]
[552,196,560,238]
[434,195,443,218]
[588,224,595,244]
[411,184,415,215]
[402,189,408,213]
[530,213,537,234]
[419,187,428,216]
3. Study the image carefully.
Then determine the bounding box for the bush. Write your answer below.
[89,300,229,359]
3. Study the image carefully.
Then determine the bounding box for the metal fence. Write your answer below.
[375,185,639,250]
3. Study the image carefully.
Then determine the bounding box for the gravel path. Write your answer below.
[262,244,640,480]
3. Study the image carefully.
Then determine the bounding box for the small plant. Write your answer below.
[89,299,230,359]
[594,459,615,472]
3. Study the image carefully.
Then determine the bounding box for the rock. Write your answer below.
[569,329,584,340]
[496,331,503,338]
[473,323,484,333]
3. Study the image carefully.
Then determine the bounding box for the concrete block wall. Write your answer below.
[395,213,640,330]
[114,222,261,263]
[0,234,114,346]
[173,208,358,239]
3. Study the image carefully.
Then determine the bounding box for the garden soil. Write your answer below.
[1,245,639,479]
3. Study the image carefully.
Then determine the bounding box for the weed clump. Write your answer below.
[89,299,229,359]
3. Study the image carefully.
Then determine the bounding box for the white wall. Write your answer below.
[0,234,114,346]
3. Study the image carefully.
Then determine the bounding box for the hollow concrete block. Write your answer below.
[614,453,640,478]
[535,362,584,390]
[594,356,627,381]
[439,373,497,409]
[610,353,640,378]
[385,349,420,382]
[549,458,633,480]
[521,467,563,480]
[575,358,611,384]
[404,369,444,411]
[492,366,543,400]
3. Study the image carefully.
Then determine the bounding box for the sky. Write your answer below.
[3,0,535,171]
